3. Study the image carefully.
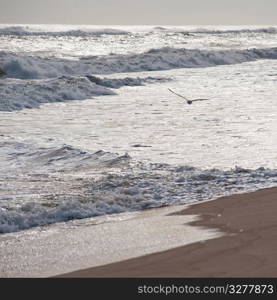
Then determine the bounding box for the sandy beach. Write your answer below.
[0,203,221,277]
[59,187,277,277]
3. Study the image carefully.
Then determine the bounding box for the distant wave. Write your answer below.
[1,47,277,80]
[152,26,277,35]
[1,25,276,36]
[1,141,277,233]
[192,27,277,35]
[0,25,129,36]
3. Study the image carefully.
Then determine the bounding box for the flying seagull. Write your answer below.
[168,88,210,105]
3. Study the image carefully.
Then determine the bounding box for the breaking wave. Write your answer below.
[1,141,277,233]
[0,75,169,111]
[1,47,277,80]
[0,76,115,111]
[0,75,170,111]
[1,46,276,111]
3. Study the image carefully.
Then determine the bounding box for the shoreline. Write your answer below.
[0,202,219,277]
[58,187,277,277]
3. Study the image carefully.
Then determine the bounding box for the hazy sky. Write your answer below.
[0,0,276,25]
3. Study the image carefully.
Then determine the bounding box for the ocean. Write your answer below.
[0,24,277,234]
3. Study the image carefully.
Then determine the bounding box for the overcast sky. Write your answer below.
[0,0,276,25]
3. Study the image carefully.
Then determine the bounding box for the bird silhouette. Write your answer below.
[168,88,210,105]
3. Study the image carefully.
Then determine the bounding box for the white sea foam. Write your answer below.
[0,76,115,111]
[0,141,277,233]
[0,75,169,111]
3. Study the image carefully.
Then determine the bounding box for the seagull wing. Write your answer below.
[191,98,210,102]
[168,88,189,101]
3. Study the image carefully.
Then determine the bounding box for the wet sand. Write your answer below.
[0,204,221,277]
[59,187,277,277]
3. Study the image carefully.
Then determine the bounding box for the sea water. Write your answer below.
[0,25,277,233]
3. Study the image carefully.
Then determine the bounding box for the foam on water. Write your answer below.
[0,141,277,233]
[0,76,115,111]
[0,75,168,111]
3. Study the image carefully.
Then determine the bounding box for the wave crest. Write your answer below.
[1,47,277,80]
[0,75,170,111]
[0,25,129,36]
[0,76,115,111]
